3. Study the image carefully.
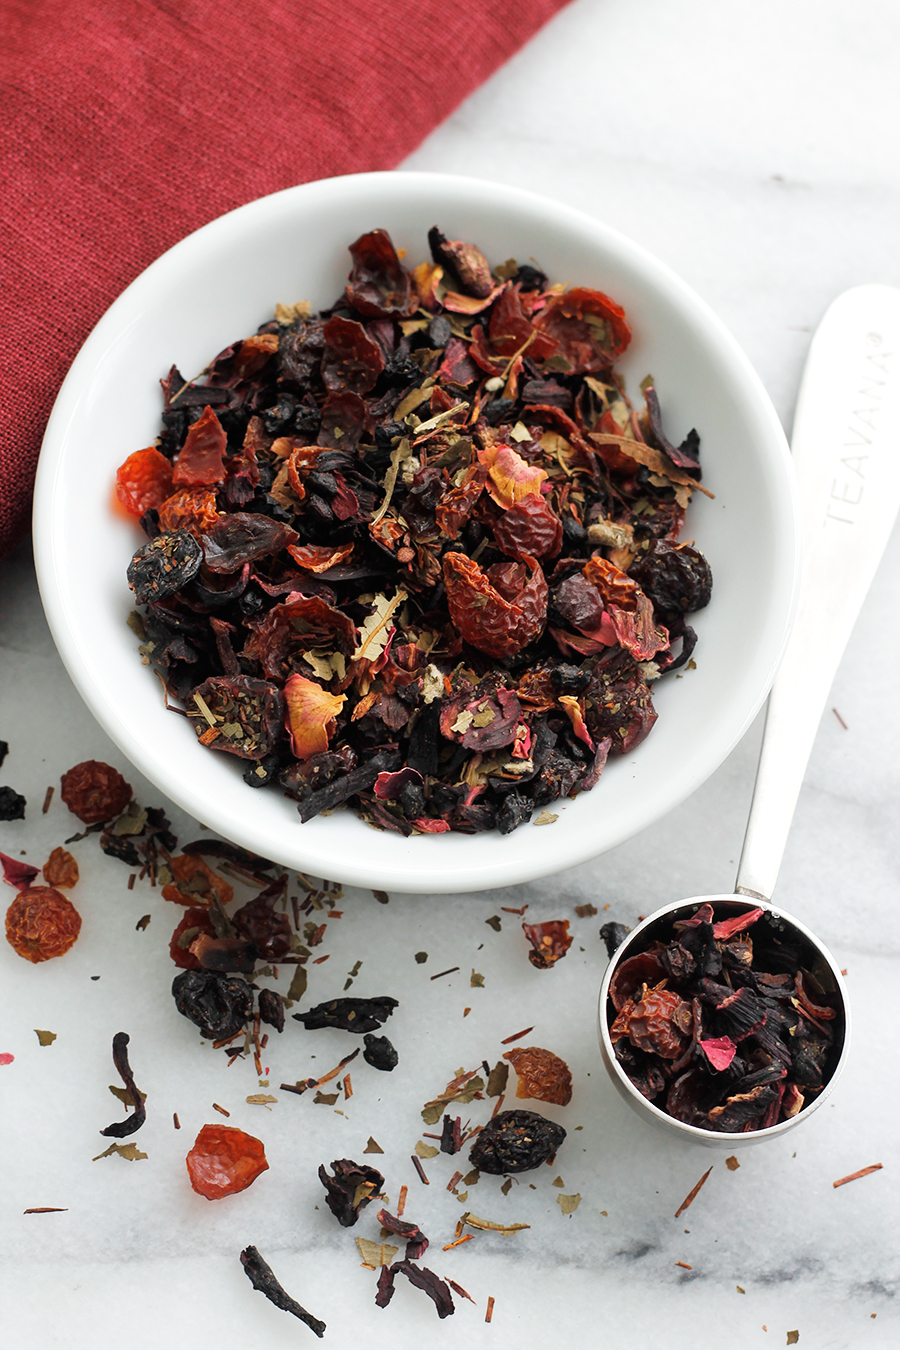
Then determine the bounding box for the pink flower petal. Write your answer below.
[699,1036,737,1071]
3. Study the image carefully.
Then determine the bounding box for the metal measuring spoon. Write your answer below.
[599,285,900,1144]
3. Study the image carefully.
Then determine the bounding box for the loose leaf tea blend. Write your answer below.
[118,227,712,836]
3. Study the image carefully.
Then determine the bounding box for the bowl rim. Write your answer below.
[33,169,801,892]
[597,894,851,1145]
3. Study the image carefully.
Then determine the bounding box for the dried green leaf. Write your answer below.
[355,1237,399,1268]
[557,1193,581,1215]
[486,1061,509,1098]
[470,970,484,988]
[109,1084,147,1106]
[363,1137,384,1155]
[415,1141,440,1160]
[34,1030,57,1047]
[313,1091,340,1105]
[93,1142,148,1162]
[246,1094,277,1109]
[485,916,502,932]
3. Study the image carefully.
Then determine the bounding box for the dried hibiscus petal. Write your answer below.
[186,1123,268,1199]
[293,995,398,1033]
[319,1158,384,1226]
[346,230,415,319]
[503,1046,573,1106]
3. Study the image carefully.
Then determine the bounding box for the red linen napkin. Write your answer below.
[0,0,571,560]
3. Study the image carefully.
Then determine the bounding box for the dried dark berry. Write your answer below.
[171,969,253,1040]
[468,1109,566,1174]
[496,790,532,835]
[362,1032,398,1071]
[258,988,285,1033]
[630,541,712,616]
[293,995,398,1033]
[0,785,26,820]
[599,921,631,957]
[318,1158,384,1227]
[127,529,202,604]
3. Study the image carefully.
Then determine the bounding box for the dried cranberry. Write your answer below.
[468,1109,566,1174]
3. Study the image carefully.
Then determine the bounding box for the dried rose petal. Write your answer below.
[522,919,572,969]
[477,443,547,510]
[699,1036,737,1071]
[284,674,346,761]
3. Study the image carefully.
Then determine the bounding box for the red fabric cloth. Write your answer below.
[0,0,570,559]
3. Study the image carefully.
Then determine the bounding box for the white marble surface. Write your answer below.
[2,0,899,1344]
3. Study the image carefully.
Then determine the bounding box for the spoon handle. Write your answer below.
[736,285,900,902]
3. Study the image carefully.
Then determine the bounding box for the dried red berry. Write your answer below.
[42,847,79,889]
[503,1045,573,1105]
[115,446,175,518]
[443,551,547,659]
[5,887,82,962]
[60,761,132,825]
[185,1123,269,1199]
[611,987,693,1059]
[522,919,572,969]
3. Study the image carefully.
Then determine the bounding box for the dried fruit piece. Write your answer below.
[468,1109,566,1174]
[0,786,26,820]
[443,551,547,659]
[363,1032,398,1071]
[610,988,693,1059]
[172,406,228,487]
[5,887,82,962]
[60,760,132,824]
[283,674,346,761]
[115,446,175,518]
[127,529,203,604]
[186,1123,268,1199]
[42,847,79,889]
[503,1046,573,1106]
[171,969,253,1039]
[522,919,572,969]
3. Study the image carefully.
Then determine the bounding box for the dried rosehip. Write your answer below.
[60,760,133,824]
[158,485,220,534]
[161,853,234,908]
[468,1109,566,1174]
[186,1123,268,1199]
[5,887,82,962]
[522,919,572,969]
[493,494,563,560]
[503,1046,573,1106]
[443,551,548,659]
[171,969,253,1039]
[171,405,228,487]
[42,847,79,888]
[168,906,217,970]
[127,529,203,604]
[610,987,693,1059]
[115,446,175,518]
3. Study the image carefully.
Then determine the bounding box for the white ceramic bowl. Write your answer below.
[33,171,799,893]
